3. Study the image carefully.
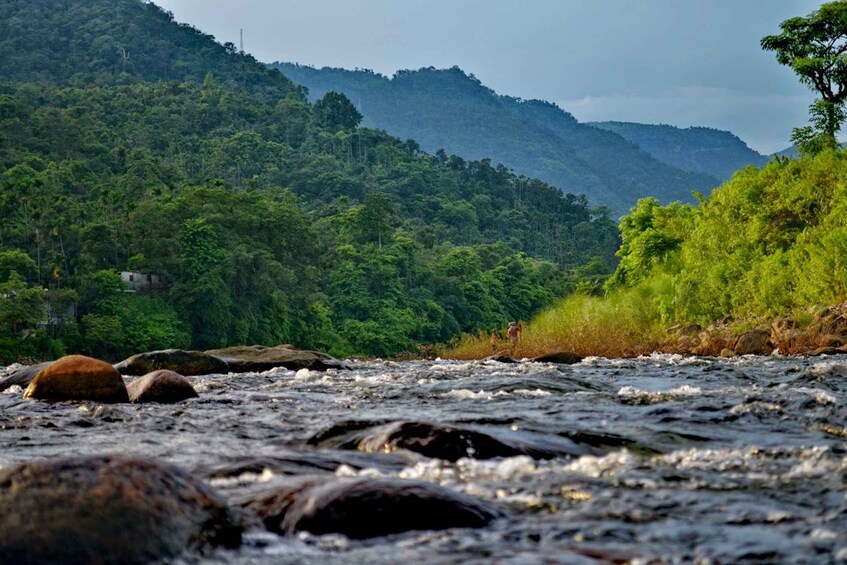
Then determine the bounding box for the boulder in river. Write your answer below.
[483,354,518,363]
[238,475,501,539]
[205,344,350,372]
[127,369,199,403]
[114,349,229,376]
[309,420,583,461]
[0,361,52,392]
[734,329,773,356]
[23,355,129,403]
[0,454,243,564]
[531,351,583,364]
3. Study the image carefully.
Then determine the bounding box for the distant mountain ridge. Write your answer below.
[588,121,769,181]
[273,63,721,213]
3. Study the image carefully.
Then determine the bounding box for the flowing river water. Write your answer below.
[2,353,847,563]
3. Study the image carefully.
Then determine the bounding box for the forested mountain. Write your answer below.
[0,0,298,101]
[589,122,769,181]
[272,63,721,213]
[0,0,618,361]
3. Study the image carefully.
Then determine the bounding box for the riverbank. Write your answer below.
[442,298,847,361]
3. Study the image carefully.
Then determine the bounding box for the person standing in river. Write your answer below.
[507,321,522,354]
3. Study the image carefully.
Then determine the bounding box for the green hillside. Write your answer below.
[589,121,769,181]
[0,0,299,101]
[0,0,619,361]
[273,63,721,213]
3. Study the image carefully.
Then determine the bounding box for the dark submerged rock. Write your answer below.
[23,355,128,403]
[531,351,583,364]
[115,348,230,376]
[205,344,351,372]
[0,361,52,392]
[238,475,501,539]
[309,420,582,461]
[0,454,243,564]
[127,369,199,403]
[483,354,518,363]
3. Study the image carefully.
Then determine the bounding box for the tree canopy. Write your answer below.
[762,1,847,152]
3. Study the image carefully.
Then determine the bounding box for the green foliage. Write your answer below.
[762,2,847,152]
[605,198,695,290]
[0,0,622,360]
[604,150,847,325]
[313,91,362,132]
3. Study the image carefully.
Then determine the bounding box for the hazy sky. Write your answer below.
[152,0,824,154]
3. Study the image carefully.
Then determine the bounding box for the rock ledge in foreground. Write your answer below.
[0,454,243,564]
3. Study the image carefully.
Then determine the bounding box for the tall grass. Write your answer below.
[444,276,672,359]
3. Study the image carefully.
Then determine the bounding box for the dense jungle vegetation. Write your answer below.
[449,1,847,359]
[0,0,619,362]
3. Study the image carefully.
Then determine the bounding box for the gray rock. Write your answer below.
[205,345,350,372]
[0,361,51,392]
[114,349,229,376]
[0,454,243,564]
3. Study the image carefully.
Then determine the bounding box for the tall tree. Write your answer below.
[313,91,362,132]
[762,1,847,152]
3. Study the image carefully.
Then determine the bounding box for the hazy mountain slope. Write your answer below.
[274,63,720,213]
[0,0,297,100]
[589,121,769,181]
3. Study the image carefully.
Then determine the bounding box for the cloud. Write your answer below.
[562,86,815,154]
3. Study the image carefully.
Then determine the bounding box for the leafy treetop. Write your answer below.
[762,1,847,152]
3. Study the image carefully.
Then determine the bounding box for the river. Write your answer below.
[1,353,846,563]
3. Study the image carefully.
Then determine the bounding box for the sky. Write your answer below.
[152,0,825,154]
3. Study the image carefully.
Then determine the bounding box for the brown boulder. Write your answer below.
[0,455,242,564]
[23,355,128,403]
[114,349,229,376]
[238,475,501,539]
[127,370,198,404]
[734,329,773,356]
[205,345,350,372]
[531,351,583,364]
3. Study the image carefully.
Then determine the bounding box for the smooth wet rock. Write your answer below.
[532,351,583,364]
[0,361,51,392]
[205,344,350,372]
[483,354,518,363]
[719,348,735,358]
[238,475,501,539]
[127,369,198,403]
[115,349,229,376]
[309,420,581,461]
[23,355,128,403]
[0,454,243,564]
[734,329,772,356]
